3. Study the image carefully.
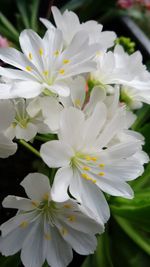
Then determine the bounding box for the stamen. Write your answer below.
[31,201,39,207]
[59,69,65,75]
[63,204,72,209]
[98,172,105,176]
[91,157,97,161]
[43,193,49,200]
[67,215,76,222]
[54,50,59,56]
[39,48,43,56]
[43,70,49,76]
[82,166,90,171]
[99,163,105,168]
[61,227,68,236]
[28,53,33,60]
[44,233,51,240]
[85,155,91,161]
[75,98,81,108]
[81,173,96,184]
[25,66,32,71]
[63,59,70,64]
[19,221,28,228]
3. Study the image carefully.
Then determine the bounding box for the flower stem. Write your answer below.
[19,139,41,158]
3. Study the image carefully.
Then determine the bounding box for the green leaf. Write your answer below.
[114,216,150,255]
[0,12,19,39]
[81,230,114,267]
[111,218,150,267]
[0,254,20,267]
[132,104,150,131]
[16,0,30,28]
[30,0,40,31]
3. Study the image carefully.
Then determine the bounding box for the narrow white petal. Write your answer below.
[0,100,14,131]
[51,167,73,202]
[2,196,34,211]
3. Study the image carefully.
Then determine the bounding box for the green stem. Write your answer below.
[35,135,52,142]
[19,139,41,158]
[114,216,150,255]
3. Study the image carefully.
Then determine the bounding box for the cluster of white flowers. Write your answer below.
[0,6,149,267]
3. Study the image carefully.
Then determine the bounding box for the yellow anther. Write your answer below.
[43,193,49,200]
[43,70,49,76]
[26,66,32,71]
[39,48,43,56]
[75,98,81,107]
[63,59,70,64]
[63,204,72,209]
[85,155,91,161]
[54,50,59,56]
[99,163,105,168]
[28,53,33,60]
[61,227,68,236]
[59,69,65,75]
[82,173,89,179]
[82,166,90,171]
[98,172,105,176]
[81,173,96,184]
[31,201,39,207]
[91,157,97,162]
[44,233,51,240]
[19,221,28,228]
[68,215,76,222]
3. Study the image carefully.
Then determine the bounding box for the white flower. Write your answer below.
[2,99,48,142]
[0,173,103,267]
[40,6,116,51]
[40,105,147,222]
[0,28,97,99]
[0,100,17,158]
[91,45,150,108]
[27,96,63,133]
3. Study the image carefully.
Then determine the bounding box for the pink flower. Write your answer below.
[117,0,134,8]
[0,35,9,48]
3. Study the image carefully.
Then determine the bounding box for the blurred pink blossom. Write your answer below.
[0,35,9,48]
[117,0,134,8]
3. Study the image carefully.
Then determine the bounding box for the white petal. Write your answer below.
[96,107,125,148]
[15,123,37,141]
[58,223,97,255]
[96,178,134,199]
[83,102,107,145]
[0,223,31,256]
[69,170,110,224]
[40,96,63,132]
[0,134,17,158]
[0,100,15,131]
[40,18,56,30]
[48,81,70,97]
[69,76,86,109]
[46,226,73,267]
[21,219,45,267]
[20,173,51,201]
[2,196,34,211]
[59,107,84,148]
[10,81,43,98]
[84,86,106,116]
[51,167,73,202]
[40,140,74,168]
